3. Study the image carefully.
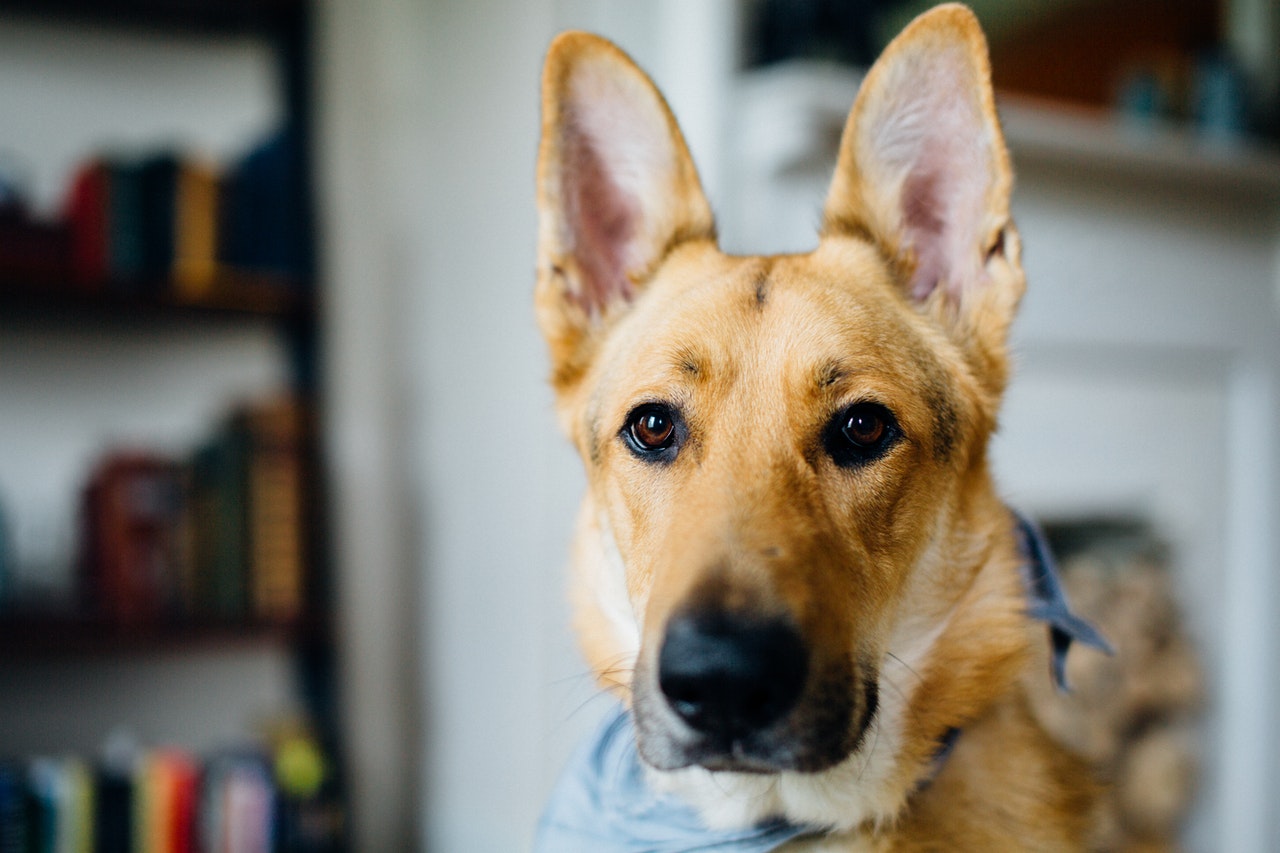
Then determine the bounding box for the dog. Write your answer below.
[533,5,1104,850]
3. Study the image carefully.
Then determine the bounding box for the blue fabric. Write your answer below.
[534,704,818,852]
[1012,510,1113,689]
[535,509,1108,852]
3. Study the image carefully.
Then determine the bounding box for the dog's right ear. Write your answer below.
[536,32,715,392]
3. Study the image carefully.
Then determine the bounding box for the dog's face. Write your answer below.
[537,3,1026,825]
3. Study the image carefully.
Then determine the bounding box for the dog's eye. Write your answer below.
[825,402,899,467]
[843,406,887,447]
[624,403,679,457]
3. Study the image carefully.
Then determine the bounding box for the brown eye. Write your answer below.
[825,402,899,468]
[624,403,679,457]
[842,406,886,447]
[630,407,674,449]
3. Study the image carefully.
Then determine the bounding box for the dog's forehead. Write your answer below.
[606,240,944,396]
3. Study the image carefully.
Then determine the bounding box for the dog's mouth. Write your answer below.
[680,676,876,775]
[631,616,877,775]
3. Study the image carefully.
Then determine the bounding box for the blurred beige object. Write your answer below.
[1119,726,1200,838]
[1025,532,1203,852]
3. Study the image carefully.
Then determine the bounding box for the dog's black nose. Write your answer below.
[658,610,808,738]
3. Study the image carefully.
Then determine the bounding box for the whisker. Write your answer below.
[856,715,882,782]
[884,651,924,686]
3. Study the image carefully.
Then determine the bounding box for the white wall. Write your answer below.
[317,2,569,850]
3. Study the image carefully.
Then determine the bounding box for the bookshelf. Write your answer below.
[0,1,345,849]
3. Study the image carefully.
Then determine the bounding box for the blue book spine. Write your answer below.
[0,763,26,853]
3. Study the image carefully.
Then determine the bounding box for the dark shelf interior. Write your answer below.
[0,0,305,34]
[0,271,312,322]
[0,611,323,660]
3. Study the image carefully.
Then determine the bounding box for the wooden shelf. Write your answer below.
[0,271,312,322]
[0,612,322,660]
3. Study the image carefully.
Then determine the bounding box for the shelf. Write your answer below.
[0,612,323,660]
[735,62,1280,205]
[0,0,305,35]
[0,270,312,322]
[999,96,1280,203]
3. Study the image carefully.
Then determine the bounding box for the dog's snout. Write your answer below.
[658,610,808,738]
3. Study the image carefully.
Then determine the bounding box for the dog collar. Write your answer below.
[535,511,1108,852]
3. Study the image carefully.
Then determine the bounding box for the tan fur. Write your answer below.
[536,5,1097,849]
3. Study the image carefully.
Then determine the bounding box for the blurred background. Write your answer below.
[0,0,1276,850]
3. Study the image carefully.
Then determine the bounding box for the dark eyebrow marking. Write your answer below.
[672,345,704,377]
[922,376,959,461]
[816,360,849,389]
[586,416,602,465]
[584,394,606,466]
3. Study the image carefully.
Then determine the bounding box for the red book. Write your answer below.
[161,750,199,853]
[64,158,110,288]
[80,453,186,624]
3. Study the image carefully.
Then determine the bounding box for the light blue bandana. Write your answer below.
[534,509,1108,852]
[1013,510,1113,688]
[534,704,819,852]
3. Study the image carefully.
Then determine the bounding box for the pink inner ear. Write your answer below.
[563,115,638,318]
[901,164,948,301]
[861,43,995,305]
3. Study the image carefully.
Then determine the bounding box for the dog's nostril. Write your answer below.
[658,610,808,738]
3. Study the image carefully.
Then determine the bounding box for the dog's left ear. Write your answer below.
[536,32,715,392]
[823,4,1022,383]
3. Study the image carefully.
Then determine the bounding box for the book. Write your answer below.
[189,433,249,622]
[163,753,198,853]
[24,757,92,853]
[107,160,144,287]
[237,399,306,623]
[26,759,57,853]
[0,762,26,853]
[94,765,132,853]
[136,154,180,284]
[200,754,274,853]
[172,161,220,299]
[131,749,198,853]
[63,159,110,287]
[64,759,94,853]
[219,128,306,282]
[80,455,187,625]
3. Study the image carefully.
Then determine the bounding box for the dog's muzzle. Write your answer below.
[658,609,809,742]
[637,604,868,774]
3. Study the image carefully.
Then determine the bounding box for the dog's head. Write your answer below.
[537,3,1029,828]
